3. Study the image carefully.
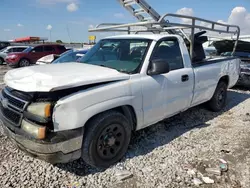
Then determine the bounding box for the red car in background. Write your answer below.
[5,44,67,68]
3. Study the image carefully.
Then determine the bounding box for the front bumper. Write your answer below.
[5,58,19,67]
[0,114,83,164]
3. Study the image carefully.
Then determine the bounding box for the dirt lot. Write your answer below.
[0,65,250,188]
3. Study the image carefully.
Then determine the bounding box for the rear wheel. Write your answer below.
[81,111,132,168]
[207,81,228,112]
[19,59,30,67]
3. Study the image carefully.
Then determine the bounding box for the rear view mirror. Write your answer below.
[148,59,170,75]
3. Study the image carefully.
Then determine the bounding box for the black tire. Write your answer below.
[0,58,4,65]
[19,58,30,67]
[82,111,132,168]
[207,81,228,112]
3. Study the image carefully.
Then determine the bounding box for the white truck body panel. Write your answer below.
[3,35,240,132]
[4,63,130,92]
[53,75,144,132]
[191,58,240,106]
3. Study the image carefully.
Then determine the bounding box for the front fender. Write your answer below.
[52,96,136,132]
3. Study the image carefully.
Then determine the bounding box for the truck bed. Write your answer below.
[192,56,238,67]
[190,56,240,106]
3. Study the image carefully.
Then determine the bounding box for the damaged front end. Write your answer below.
[0,86,86,164]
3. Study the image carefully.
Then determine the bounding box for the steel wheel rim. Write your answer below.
[217,88,225,106]
[96,123,126,160]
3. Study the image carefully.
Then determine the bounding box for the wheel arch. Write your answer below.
[218,75,229,87]
[53,96,142,132]
[84,105,138,132]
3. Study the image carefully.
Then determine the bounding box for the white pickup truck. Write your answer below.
[0,33,240,168]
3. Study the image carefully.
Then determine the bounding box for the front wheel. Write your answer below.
[19,59,30,67]
[207,81,228,112]
[81,111,132,168]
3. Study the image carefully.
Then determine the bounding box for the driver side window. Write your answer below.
[151,38,184,71]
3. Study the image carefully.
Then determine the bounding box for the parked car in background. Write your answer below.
[0,41,10,51]
[52,49,88,64]
[5,44,67,68]
[0,46,29,64]
[221,51,250,87]
[36,49,89,65]
[238,62,250,87]
[35,54,58,65]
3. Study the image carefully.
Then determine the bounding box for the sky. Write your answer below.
[0,0,250,43]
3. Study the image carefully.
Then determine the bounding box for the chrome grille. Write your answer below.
[0,103,21,125]
[0,88,29,126]
[2,89,26,109]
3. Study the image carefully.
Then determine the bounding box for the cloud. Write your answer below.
[176,7,194,24]
[3,29,11,32]
[176,6,250,36]
[216,20,227,24]
[88,24,94,29]
[67,2,78,12]
[17,23,23,27]
[37,0,78,5]
[227,7,250,34]
[114,13,125,19]
[46,24,52,30]
[203,7,250,36]
[37,0,80,12]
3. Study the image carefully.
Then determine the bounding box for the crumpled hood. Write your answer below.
[4,63,130,92]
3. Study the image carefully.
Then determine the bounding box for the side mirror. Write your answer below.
[147,59,170,75]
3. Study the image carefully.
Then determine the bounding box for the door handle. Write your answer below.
[181,75,189,82]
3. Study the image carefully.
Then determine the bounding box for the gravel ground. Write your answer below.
[0,65,250,188]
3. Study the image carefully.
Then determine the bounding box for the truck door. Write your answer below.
[149,37,194,118]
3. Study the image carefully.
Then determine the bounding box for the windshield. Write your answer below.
[78,38,151,74]
[23,46,33,53]
[52,50,87,64]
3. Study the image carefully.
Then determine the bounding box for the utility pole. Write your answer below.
[66,24,72,44]
[50,30,52,42]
